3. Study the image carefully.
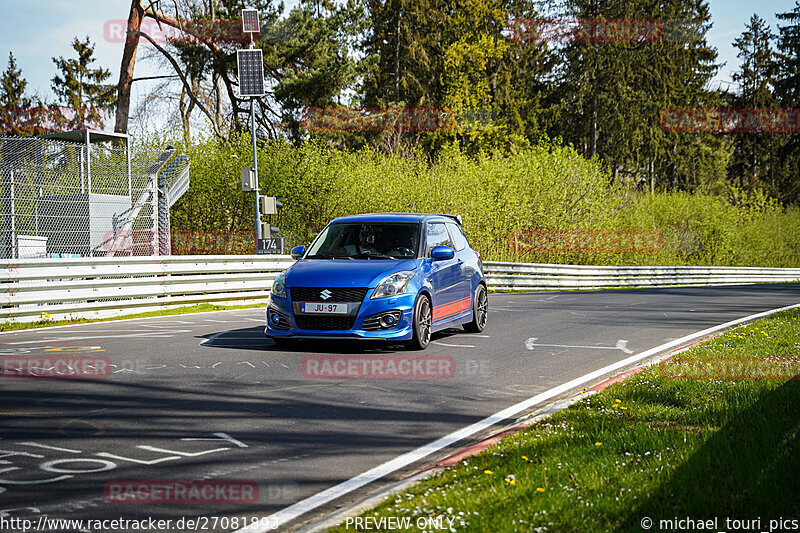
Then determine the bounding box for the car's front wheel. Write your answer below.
[464,284,488,333]
[407,294,432,350]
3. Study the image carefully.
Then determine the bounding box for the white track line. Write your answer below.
[235,301,800,533]
[0,308,267,335]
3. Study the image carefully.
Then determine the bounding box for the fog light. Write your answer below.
[270,311,281,325]
[379,313,398,328]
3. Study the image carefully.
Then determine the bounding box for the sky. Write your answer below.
[0,0,796,132]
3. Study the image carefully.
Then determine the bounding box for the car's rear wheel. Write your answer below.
[464,284,488,333]
[407,294,432,350]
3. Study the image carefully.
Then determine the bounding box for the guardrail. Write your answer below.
[0,255,294,323]
[484,261,800,291]
[2,257,799,323]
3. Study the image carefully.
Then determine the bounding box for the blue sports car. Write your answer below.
[265,213,488,349]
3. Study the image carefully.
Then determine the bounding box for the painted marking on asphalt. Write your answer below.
[432,340,475,348]
[19,443,82,454]
[5,330,190,344]
[243,318,265,323]
[524,338,633,354]
[235,301,800,533]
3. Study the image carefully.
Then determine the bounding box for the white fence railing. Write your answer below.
[0,255,294,322]
[2,257,799,323]
[484,261,800,291]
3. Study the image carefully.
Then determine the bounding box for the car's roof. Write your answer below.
[330,213,460,224]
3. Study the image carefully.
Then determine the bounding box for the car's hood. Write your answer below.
[285,259,419,288]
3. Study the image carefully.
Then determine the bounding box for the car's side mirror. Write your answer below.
[431,245,455,261]
[290,245,306,260]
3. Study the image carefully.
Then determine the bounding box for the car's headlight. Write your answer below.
[371,271,414,299]
[272,272,287,298]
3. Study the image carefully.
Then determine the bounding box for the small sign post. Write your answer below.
[257,238,284,255]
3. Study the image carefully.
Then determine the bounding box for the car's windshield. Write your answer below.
[306,222,421,260]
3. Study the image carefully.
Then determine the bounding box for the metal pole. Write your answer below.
[251,97,261,242]
[86,130,92,194]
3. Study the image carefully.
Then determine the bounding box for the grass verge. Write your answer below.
[328,307,800,532]
[0,302,268,332]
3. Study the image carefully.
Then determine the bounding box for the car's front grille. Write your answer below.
[290,287,368,303]
[294,315,357,331]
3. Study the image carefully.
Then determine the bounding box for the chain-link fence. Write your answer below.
[0,135,189,258]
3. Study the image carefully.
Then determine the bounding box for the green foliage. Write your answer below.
[1,52,32,110]
[51,37,116,118]
[165,136,800,266]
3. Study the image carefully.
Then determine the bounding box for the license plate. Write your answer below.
[300,302,349,314]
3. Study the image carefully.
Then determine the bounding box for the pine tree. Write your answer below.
[551,0,720,192]
[51,36,116,128]
[1,52,38,135]
[774,0,800,204]
[1,52,32,109]
[728,14,781,193]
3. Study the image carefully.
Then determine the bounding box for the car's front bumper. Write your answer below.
[264,290,417,341]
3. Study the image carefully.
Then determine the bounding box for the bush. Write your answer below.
[164,135,800,267]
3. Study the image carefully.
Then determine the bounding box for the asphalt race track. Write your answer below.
[1,284,799,532]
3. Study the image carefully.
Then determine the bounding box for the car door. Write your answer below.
[425,222,470,324]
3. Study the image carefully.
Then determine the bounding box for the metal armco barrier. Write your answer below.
[484,261,800,291]
[0,255,294,322]
[2,257,799,323]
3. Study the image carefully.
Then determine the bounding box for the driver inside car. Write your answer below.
[344,226,383,256]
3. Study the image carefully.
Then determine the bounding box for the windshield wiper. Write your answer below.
[307,253,353,260]
[353,252,392,259]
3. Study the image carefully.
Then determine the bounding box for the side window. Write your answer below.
[446,222,468,252]
[425,223,453,256]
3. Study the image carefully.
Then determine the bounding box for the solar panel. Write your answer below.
[237,49,265,97]
[242,9,260,33]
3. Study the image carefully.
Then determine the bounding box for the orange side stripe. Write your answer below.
[433,296,472,321]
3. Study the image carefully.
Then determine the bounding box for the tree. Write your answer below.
[0,52,44,136]
[51,36,116,127]
[1,52,32,110]
[774,0,800,204]
[359,0,553,154]
[550,0,719,192]
[113,0,362,141]
[728,14,781,194]
[362,0,445,108]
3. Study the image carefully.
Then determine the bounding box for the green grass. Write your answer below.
[327,308,800,532]
[0,302,268,332]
